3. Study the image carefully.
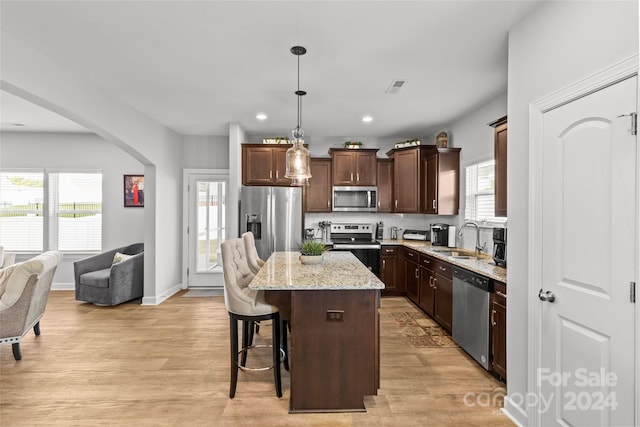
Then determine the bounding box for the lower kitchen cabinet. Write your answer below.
[418,257,435,317]
[380,246,403,295]
[491,281,507,380]
[404,248,420,303]
[432,260,452,333]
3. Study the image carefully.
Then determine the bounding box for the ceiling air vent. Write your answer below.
[385,79,406,94]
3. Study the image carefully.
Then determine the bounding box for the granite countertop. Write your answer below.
[379,239,507,283]
[249,251,385,291]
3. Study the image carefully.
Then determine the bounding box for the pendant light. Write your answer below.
[285,45,312,186]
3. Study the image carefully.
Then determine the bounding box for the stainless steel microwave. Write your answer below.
[332,186,377,212]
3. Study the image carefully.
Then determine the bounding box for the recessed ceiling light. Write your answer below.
[256,113,267,120]
[362,116,373,123]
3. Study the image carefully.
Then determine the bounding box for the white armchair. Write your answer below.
[0,251,63,360]
[0,246,16,268]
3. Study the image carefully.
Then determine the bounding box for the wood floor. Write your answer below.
[0,291,513,426]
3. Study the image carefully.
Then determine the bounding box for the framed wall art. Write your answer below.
[124,175,144,207]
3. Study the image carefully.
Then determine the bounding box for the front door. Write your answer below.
[539,76,637,426]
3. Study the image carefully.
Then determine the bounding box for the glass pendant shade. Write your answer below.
[285,134,311,185]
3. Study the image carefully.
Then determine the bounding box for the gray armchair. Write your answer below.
[0,251,63,360]
[74,243,144,306]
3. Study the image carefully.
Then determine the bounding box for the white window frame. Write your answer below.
[0,169,103,253]
[463,159,507,227]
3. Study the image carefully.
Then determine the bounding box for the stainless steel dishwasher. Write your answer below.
[452,267,493,370]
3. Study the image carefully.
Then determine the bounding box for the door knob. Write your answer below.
[538,289,556,303]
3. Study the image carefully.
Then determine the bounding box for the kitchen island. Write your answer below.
[249,251,385,413]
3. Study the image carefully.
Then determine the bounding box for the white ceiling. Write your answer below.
[0,0,540,139]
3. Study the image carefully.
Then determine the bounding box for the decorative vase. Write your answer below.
[299,254,323,265]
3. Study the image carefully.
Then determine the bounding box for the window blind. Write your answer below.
[465,160,505,223]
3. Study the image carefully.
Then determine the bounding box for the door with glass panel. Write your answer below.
[187,174,227,288]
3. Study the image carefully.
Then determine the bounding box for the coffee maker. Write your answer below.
[492,227,507,267]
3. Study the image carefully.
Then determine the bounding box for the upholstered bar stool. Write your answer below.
[220,238,282,398]
[242,232,290,371]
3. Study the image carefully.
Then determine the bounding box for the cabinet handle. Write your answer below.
[432,200,436,209]
[492,309,497,326]
[433,278,437,289]
[496,291,507,299]
[378,200,380,208]
[357,173,360,182]
[395,200,398,209]
[382,259,386,270]
[429,277,434,287]
[351,173,354,181]
[415,268,419,279]
[439,266,446,271]
[276,170,279,179]
[270,170,273,179]
[327,200,330,208]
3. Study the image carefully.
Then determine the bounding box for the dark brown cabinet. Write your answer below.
[329,148,378,186]
[391,147,421,213]
[423,148,461,215]
[242,144,293,186]
[376,159,394,212]
[432,260,453,333]
[305,158,332,212]
[404,248,420,303]
[489,116,508,217]
[418,255,435,317]
[491,281,507,380]
[387,145,460,214]
[380,246,403,295]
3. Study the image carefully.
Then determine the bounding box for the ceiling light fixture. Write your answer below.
[285,45,312,186]
[256,113,267,120]
[362,115,373,123]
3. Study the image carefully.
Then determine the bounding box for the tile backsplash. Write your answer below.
[305,212,501,256]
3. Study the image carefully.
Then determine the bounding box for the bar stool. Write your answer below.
[220,238,282,398]
[242,232,290,371]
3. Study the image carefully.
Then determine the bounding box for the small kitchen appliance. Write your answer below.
[402,229,429,241]
[492,227,507,267]
[430,223,450,246]
[375,221,384,240]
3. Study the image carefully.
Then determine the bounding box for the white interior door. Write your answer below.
[186,172,227,288]
[539,76,637,426]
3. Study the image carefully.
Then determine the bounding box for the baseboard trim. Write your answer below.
[141,284,182,306]
[502,396,527,427]
[51,282,75,291]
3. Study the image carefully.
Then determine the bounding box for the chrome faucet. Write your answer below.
[457,221,486,254]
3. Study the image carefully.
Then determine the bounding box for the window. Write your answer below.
[464,160,506,223]
[0,171,102,252]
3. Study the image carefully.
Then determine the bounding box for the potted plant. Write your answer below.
[343,141,363,149]
[299,240,327,265]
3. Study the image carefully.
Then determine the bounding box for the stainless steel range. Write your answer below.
[330,223,381,276]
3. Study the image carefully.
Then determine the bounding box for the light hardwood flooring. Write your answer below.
[0,291,513,426]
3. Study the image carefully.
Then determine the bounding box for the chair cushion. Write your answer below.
[79,268,111,288]
[112,252,133,265]
[0,264,19,297]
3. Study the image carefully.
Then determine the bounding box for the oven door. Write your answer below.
[331,245,380,277]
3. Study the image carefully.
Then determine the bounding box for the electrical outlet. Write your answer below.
[326,310,344,322]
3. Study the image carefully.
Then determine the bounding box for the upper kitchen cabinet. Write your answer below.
[489,116,508,217]
[423,147,461,215]
[305,158,332,213]
[242,144,295,186]
[329,148,378,186]
[389,147,421,213]
[376,159,394,212]
[387,145,460,214]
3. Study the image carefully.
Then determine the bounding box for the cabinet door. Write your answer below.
[404,250,420,302]
[424,153,437,214]
[332,151,355,185]
[243,146,275,185]
[355,152,377,185]
[376,159,393,212]
[381,255,397,290]
[394,149,420,213]
[273,146,291,185]
[435,149,460,215]
[494,122,508,217]
[491,282,507,379]
[434,274,452,333]
[305,158,332,212]
[419,267,435,316]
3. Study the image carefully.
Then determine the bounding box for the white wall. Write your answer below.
[507,1,638,424]
[182,135,229,169]
[0,132,146,287]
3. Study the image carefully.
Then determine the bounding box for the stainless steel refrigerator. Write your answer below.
[239,186,303,261]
